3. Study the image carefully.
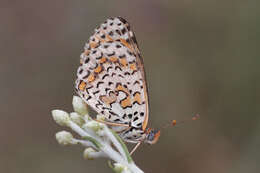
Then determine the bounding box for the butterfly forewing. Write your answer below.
[75,17,149,142]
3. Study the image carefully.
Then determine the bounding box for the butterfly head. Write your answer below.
[144,128,161,144]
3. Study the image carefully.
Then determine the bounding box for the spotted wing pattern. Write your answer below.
[75,17,149,143]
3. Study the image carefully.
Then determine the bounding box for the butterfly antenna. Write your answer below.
[162,114,200,129]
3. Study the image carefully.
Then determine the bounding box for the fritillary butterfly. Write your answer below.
[75,17,160,153]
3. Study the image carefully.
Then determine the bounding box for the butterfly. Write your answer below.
[75,17,160,153]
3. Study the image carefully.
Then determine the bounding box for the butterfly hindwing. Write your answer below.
[75,17,149,139]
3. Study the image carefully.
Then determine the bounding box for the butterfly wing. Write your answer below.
[75,17,149,132]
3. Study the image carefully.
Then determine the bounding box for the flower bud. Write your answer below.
[83,121,104,133]
[56,131,75,145]
[70,112,85,126]
[52,110,70,126]
[72,96,88,115]
[83,148,96,160]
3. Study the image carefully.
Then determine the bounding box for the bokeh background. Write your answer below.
[1,0,259,172]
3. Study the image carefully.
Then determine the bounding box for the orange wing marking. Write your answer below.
[130,63,137,71]
[99,57,107,63]
[110,57,118,63]
[79,81,86,91]
[100,93,117,106]
[87,73,95,83]
[121,96,132,108]
[120,58,128,67]
[133,92,142,105]
[116,84,130,95]
[94,65,103,74]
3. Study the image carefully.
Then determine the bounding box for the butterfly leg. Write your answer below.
[130,141,142,155]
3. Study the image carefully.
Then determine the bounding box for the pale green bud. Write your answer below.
[83,121,104,133]
[72,96,88,115]
[52,110,70,126]
[70,112,85,126]
[83,148,96,160]
[56,131,75,145]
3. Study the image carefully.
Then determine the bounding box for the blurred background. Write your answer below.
[1,0,259,172]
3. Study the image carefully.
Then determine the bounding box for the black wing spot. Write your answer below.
[102,74,109,80]
[131,70,138,75]
[133,116,139,122]
[136,123,142,127]
[108,82,113,86]
[110,22,114,26]
[101,34,105,39]
[124,72,130,76]
[133,80,140,85]
[109,111,118,116]
[118,74,124,78]
[107,52,115,56]
[140,112,144,116]
[78,68,83,74]
[104,44,109,49]
[134,111,138,115]
[86,96,92,101]
[114,118,121,122]
[85,86,93,94]
[93,90,100,95]
[128,114,133,119]
[121,28,126,35]
[97,81,104,88]
[95,101,102,108]
[107,66,113,72]
[115,29,121,35]
[115,66,122,71]
[116,44,122,48]
[119,54,126,58]
[109,31,114,36]
[84,58,90,63]
[105,88,110,93]
[92,50,97,54]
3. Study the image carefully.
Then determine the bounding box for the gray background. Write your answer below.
[1,0,259,172]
